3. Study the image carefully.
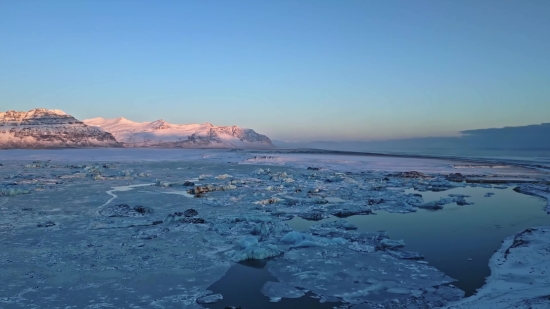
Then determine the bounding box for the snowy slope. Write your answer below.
[83,117,274,148]
[0,109,120,149]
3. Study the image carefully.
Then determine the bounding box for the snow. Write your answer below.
[83,117,273,148]
[445,226,550,309]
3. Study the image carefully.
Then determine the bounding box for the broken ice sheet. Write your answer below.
[262,281,305,302]
[267,246,459,305]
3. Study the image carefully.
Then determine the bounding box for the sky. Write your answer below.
[1,0,549,141]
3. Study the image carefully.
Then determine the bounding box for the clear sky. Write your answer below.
[1,0,549,141]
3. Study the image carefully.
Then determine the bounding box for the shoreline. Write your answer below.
[445,186,550,308]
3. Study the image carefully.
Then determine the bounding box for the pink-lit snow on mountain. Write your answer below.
[83,117,274,148]
[0,108,119,149]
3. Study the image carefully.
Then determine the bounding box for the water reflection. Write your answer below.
[290,186,548,296]
[205,260,340,309]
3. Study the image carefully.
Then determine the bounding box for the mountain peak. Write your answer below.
[150,119,170,130]
[0,108,120,149]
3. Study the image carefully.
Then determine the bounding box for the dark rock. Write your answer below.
[189,185,215,195]
[446,173,465,182]
[417,203,444,210]
[37,221,55,228]
[152,220,163,225]
[393,171,431,178]
[183,208,198,217]
[307,167,320,170]
[133,205,154,214]
[367,198,384,205]
[299,213,326,221]
[332,209,373,218]
[179,217,206,224]
[100,204,153,217]
[183,181,195,186]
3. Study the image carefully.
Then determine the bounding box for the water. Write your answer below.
[287,186,549,297]
[204,260,341,309]
[206,186,548,307]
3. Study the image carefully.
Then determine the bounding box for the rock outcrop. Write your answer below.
[0,108,120,149]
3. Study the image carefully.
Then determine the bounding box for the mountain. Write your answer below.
[83,117,274,148]
[0,108,120,149]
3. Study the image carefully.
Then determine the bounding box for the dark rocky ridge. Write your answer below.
[0,108,120,149]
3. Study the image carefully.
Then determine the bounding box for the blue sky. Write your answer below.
[1,0,549,141]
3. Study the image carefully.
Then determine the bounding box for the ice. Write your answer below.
[196,293,223,304]
[238,235,259,249]
[445,226,550,309]
[513,184,550,213]
[267,246,461,305]
[99,203,154,217]
[228,242,283,262]
[280,231,305,245]
[261,281,305,302]
[313,219,358,231]
[380,239,405,249]
[0,149,547,308]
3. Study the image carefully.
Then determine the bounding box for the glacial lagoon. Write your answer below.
[0,149,548,308]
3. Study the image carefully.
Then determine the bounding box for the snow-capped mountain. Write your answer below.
[83,117,274,148]
[0,109,120,149]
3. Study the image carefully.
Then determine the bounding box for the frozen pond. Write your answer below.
[289,186,549,297]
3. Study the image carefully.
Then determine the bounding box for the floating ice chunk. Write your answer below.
[0,188,31,196]
[485,192,495,197]
[418,201,444,210]
[281,231,304,245]
[386,250,424,260]
[332,237,348,245]
[219,184,237,191]
[298,212,329,221]
[229,243,282,262]
[196,293,223,304]
[455,197,474,206]
[380,239,405,249]
[215,174,232,179]
[268,247,458,305]
[238,236,259,249]
[251,223,270,238]
[315,219,358,230]
[253,168,271,175]
[254,197,282,205]
[292,240,322,248]
[348,242,376,253]
[262,281,305,302]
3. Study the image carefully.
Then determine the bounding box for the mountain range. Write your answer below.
[83,117,274,148]
[0,109,274,149]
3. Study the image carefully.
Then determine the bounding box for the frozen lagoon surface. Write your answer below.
[0,149,549,309]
